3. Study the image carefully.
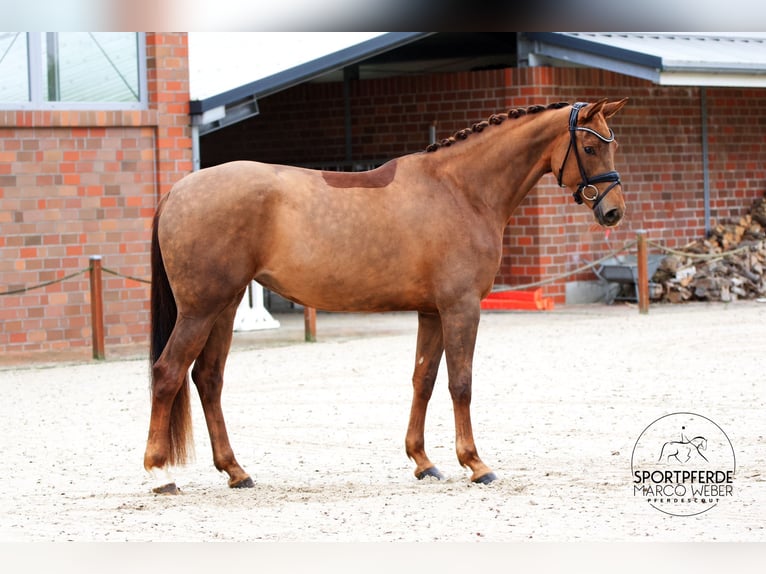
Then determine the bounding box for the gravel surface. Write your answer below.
[1,302,764,542]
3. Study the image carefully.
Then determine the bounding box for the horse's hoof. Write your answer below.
[230,476,254,489]
[152,482,180,495]
[416,466,445,481]
[472,472,497,485]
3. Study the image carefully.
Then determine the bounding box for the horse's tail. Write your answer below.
[150,200,193,466]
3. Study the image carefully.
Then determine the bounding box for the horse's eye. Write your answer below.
[584,146,595,155]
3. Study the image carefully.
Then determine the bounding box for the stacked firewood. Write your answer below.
[651,195,766,303]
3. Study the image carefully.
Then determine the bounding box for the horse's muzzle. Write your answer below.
[599,206,623,227]
[587,176,623,227]
[595,202,624,227]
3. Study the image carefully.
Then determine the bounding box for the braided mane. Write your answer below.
[425,101,570,153]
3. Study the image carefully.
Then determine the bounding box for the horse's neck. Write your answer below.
[425,111,565,224]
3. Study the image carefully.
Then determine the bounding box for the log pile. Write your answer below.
[651,195,766,303]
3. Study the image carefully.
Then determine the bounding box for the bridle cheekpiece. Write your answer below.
[556,102,621,210]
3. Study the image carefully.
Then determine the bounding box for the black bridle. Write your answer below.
[556,102,621,210]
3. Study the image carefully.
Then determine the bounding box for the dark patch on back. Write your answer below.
[322,160,397,189]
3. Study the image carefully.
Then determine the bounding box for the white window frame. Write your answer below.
[0,32,147,111]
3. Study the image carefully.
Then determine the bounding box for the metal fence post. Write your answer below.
[89,255,105,359]
[304,306,317,342]
[636,231,649,314]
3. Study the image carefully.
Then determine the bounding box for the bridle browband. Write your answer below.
[556,102,621,210]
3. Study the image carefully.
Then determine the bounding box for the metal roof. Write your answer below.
[524,32,766,86]
[190,32,433,134]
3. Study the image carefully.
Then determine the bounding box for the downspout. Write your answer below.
[191,124,201,172]
[700,87,711,236]
[343,65,359,167]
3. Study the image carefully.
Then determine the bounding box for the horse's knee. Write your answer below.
[411,375,436,401]
[448,379,472,402]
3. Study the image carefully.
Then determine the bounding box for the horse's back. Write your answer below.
[167,160,297,204]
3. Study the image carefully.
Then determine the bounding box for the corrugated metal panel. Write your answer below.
[565,33,766,73]
[527,32,766,87]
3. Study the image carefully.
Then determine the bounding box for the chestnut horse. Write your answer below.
[144,99,628,493]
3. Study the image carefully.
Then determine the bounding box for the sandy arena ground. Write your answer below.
[1,301,765,543]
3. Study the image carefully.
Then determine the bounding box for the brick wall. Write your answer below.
[0,33,192,355]
[202,67,766,303]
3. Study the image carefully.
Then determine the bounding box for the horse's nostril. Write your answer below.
[603,208,621,225]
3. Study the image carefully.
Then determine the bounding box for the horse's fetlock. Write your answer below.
[213,455,235,473]
[405,439,425,459]
[456,446,479,466]
[144,451,167,471]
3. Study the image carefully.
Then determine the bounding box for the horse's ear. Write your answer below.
[602,98,629,119]
[580,99,607,122]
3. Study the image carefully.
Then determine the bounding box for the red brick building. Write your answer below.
[2,32,765,356]
[1,33,191,354]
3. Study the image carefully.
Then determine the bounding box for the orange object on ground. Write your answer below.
[480,288,555,311]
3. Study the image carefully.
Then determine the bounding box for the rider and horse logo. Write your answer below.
[657,426,709,465]
[631,412,735,517]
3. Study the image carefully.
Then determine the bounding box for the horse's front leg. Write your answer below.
[405,311,445,480]
[441,301,497,484]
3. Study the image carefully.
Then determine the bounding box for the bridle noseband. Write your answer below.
[556,102,621,210]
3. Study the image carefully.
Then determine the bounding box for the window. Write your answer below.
[0,32,29,102]
[0,32,146,109]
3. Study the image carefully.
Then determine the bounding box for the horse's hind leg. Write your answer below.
[405,311,445,480]
[144,314,218,493]
[191,291,253,488]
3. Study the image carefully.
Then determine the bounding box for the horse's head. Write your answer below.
[553,99,628,227]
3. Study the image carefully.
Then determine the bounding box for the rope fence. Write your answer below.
[102,267,151,284]
[0,264,150,297]
[0,268,90,296]
[2,232,753,358]
[646,238,757,261]
[492,238,639,292]
[0,256,152,360]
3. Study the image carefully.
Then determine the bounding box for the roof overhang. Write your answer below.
[190,32,434,135]
[523,32,766,87]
